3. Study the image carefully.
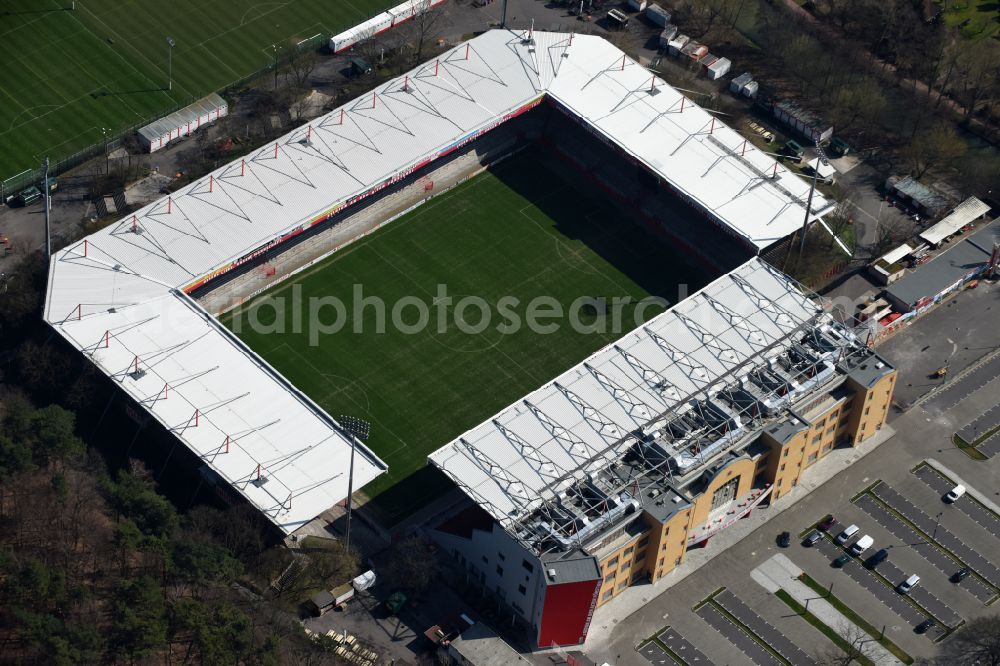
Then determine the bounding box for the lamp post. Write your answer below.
[272,44,278,89]
[101,127,109,173]
[166,37,175,91]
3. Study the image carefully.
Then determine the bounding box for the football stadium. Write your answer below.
[44,29,895,646]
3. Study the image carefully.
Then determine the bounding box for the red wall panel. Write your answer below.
[537,578,600,647]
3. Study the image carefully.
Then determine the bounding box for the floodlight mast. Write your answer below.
[339,415,371,553]
[43,158,51,262]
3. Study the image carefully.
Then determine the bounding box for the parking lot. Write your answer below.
[624,457,1000,666]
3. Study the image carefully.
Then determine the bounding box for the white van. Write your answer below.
[850,534,874,556]
[836,524,859,544]
[945,485,966,502]
[898,574,920,594]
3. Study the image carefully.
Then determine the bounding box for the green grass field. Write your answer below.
[0,0,389,183]
[223,153,709,524]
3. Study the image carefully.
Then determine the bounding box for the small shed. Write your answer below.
[627,0,647,10]
[138,93,228,153]
[730,72,753,94]
[658,25,679,47]
[705,56,731,80]
[805,157,837,183]
[308,590,336,617]
[645,3,671,27]
[918,196,990,247]
[741,79,759,98]
[885,175,949,217]
[770,99,833,142]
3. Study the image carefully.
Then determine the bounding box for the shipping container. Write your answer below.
[645,3,671,27]
[741,80,759,98]
[680,41,708,61]
[668,34,690,56]
[658,25,679,47]
[628,0,648,10]
[730,72,753,94]
[138,93,228,153]
[706,57,731,80]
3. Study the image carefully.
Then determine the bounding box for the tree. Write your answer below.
[816,624,870,666]
[286,49,321,90]
[406,0,447,62]
[927,615,1000,666]
[106,470,178,539]
[108,576,168,663]
[169,539,243,584]
[383,535,440,596]
[903,123,966,178]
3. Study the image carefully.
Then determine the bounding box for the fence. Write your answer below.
[0,31,331,202]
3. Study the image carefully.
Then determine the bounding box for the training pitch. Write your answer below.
[225,152,709,523]
[0,0,388,182]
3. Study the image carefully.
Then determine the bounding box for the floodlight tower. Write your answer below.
[166,37,175,91]
[339,415,371,553]
[799,140,831,259]
[42,158,51,262]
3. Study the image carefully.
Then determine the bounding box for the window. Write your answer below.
[777,478,783,487]
[631,570,644,582]
[814,418,826,428]
[604,573,615,584]
[842,402,853,413]
[864,407,871,416]
[617,580,628,590]
[826,425,836,435]
[522,559,534,573]
[603,590,613,601]
[674,557,682,566]
[498,552,505,561]
[638,537,649,549]
[620,561,631,572]
[659,557,665,567]
[812,434,822,444]
[496,565,504,576]
[623,546,634,557]
[780,463,786,472]
[518,584,526,595]
[868,393,873,401]
[828,409,839,420]
[482,556,488,564]
[783,448,790,458]
[823,442,834,452]
[663,527,670,537]
[807,452,818,463]
[606,556,619,568]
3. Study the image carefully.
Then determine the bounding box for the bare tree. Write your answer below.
[286,50,321,90]
[405,0,448,62]
[815,624,871,666]
[926,615,1000,666]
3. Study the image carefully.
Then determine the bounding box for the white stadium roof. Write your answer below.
[45,29,830,533]
[428,258,819,530]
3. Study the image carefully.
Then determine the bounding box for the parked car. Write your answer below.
[951,567,971,583]
[804,531,823,547]
[850,534,874,556]
[836,524,859,544]
[916,618,936,634]
[898,574,920,594]
[865,548,889,569]
[834,553,851,568]
[945,484,966,502]
[777,531,791,548]
[818,514,837,532]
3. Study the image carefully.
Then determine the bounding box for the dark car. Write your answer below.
[804,531,823,547]
[865,548,889,569]
[818,515,837,532]
[951,567,971,583]
[778,531,791,548]
[916,619,936,634]
[834,553,851,568]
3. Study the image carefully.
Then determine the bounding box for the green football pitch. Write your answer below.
[224,152,710,524]
[0,0,389,183]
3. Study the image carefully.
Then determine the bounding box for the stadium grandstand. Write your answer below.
[45,29,839,536]
[428,258,896,647]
